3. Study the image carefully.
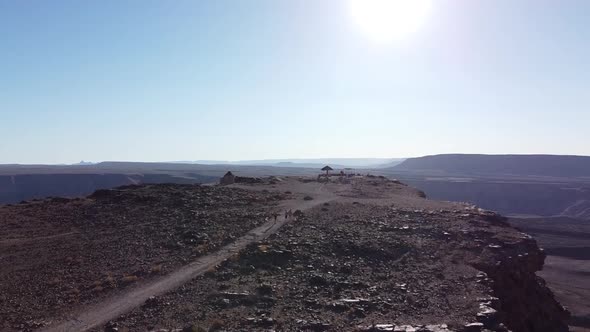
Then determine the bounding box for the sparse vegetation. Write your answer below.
[204,265,218,278]
[182,325,207,332]
[47,277,61,287]
[208,319,224,331]
[92,285,104,293]
[105,275,116,288]
[150,264,163,274]
[120,275,139,284]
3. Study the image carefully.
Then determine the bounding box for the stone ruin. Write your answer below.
[219,171,236,185]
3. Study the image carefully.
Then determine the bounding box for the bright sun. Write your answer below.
[349,0,433,43]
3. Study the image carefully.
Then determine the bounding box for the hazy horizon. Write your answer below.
[2,0,589,164]
[1,157,401,166]
[5,153,590,167]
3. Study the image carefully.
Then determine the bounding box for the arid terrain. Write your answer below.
[0,183,286,331]
[0,162,319,205]
[379,155,590,331]
[0,175,571,332]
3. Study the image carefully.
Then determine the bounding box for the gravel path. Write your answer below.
[41,183,334,332]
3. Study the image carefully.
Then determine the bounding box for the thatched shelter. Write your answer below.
[321,165,333,176]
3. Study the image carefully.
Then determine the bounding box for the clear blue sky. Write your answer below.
[1,0,589,164]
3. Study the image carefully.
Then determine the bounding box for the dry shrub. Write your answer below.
[183,325,207,332]
[204,265,218,278]
[150,264,163,274]
[105,275,116,288]
[195,243,209,255]
[67,288,80,296]
[47,277,61,286]
[208,319,224,331]
[121,275,139,284]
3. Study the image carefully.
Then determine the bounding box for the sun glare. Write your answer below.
[349,0,433,43]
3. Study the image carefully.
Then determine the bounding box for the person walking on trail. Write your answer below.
[272,212,279,224]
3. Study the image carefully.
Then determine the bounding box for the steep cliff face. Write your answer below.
[470,214,570,332]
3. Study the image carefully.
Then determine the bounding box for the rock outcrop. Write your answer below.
[470,214,570,331]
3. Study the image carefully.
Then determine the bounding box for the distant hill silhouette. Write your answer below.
[189,158,402,168]
[0,173,217,204]
[393,154,590,178]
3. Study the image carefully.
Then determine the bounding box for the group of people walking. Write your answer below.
[284,209,294,220]
[269,209,294,224]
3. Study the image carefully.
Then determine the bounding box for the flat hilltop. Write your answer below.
[392,154,590,178]
[0,176,569,332]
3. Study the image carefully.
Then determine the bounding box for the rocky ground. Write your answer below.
[0,176,572,332]
[0,184,285,331]
[100,177,568,332]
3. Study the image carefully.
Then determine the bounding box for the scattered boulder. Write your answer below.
[235,176,263,184]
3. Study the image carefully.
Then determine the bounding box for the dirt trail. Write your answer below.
[0,231,77,246]
[41,183,335,332]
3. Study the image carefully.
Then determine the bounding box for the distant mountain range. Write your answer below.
[75,160,96,166]
[393,154,590,178]
[176,158,404,169]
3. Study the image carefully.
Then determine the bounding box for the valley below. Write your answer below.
[376,172,590,331]
[378,154,590,332]
[509,216,590,332]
